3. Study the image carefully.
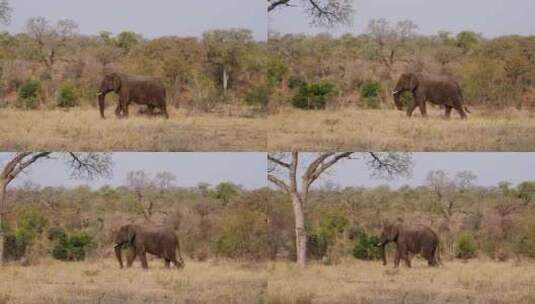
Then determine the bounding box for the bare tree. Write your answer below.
[425,170,477,225]
[154,171,177,192]
[0,0,11,25]
[125,171,172,222]
[268,152,412,267]
[366,18,418,78]
[0,152,112,263]
[25,17,79,76]
[268,0,354,27]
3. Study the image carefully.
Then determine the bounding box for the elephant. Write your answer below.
[97,72,169,119]
[375,222,440,268]
[114,224,184,270]
[392,72,470,119]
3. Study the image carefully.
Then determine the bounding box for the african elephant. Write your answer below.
[114,224,184,270]
[97,72,169,119]
[392,72,470,119]
[376,223,440,268]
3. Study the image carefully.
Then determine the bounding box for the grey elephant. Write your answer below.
[97,72,169,119]
[392,72,470,119]
[114,224,184,269]
[376,222,440,268]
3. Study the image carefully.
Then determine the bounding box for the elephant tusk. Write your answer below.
[392,90,400,95]
[96,92,103,96]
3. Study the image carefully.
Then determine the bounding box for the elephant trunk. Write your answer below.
[392,91,403,111]
[375,241,387,265]
[98,93,106,119]
[114,243,124,268]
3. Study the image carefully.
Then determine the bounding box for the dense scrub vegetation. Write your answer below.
[1,178,274,263]
[0,18,269,113]
[269,179,535,264]
[4,173,535,265]
[268,19,535,111]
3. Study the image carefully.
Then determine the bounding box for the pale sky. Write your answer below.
[269,0,535,38]
[0,153,267,190]
[4,0,267,41]
[312,153,535,189]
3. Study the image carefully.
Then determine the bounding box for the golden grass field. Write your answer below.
[267,259,535,304]
[267,107,535,151]
[0,258,267,304]
[0,108,267,151]
[1,258,534,304]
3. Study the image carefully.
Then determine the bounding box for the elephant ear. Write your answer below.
[126,224,136,244]
[111,73,122,93]
[408,73,420,91]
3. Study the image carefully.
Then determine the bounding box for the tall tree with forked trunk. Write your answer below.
[267,152,412,267]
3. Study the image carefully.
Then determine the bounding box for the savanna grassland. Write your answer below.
[0,108,267,151]
[267,107,535,151]
[267,259,535,304]
[0,258,267,304]
[265,23,535,150]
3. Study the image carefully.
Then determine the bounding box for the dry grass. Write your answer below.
[267,107,535,151]
[0,258,267,304]
[0,108,267,151]
[267,259,535,304]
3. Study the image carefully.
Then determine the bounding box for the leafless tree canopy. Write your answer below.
[0,0,11,25]
[268,152,413,191]
[63,153,113,180]
[268,0,354,28]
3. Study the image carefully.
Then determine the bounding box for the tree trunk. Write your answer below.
[222,66,229,93]
[291,193,307,268]
[0,180,7,264]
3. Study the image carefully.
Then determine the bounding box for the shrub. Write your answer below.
[456,232,477,259]
[51,231,93,261]
[360,80,382,109]
[245,85,271,110]
[515,220,535,258]
[16,79,41,110]
[3,206,48,260]
[215,209,269,259]
[267,57,288,87]
[350,225,382,260]
[56,82,79,108]
[290,80,335,110]
[308,207,348,259]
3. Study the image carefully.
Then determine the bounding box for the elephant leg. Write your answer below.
[115,104,122,118]
[139,251,149,269]
[445,106,452,119]
[160,103,169,119]
[418,101,427,117]
[164,258,171,268]
[126,248,137,267]
[404,253,412,268]
[394,248,401,268]
[456,106,467,119]
[406,102,418,118]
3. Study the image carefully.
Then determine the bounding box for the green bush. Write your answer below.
[350,226,382,260]
[57,82,79,108]
[290,80,335,110]
[360,81,382,109]
[16,79,41,110]
[245,85,271,110]
[308,207,348,259]
[360,80,381,99]
[51,231,93,261]
[3,206,48,260]
[215,209,269,259]
[456,232,477,259]
[515,221,535,258]
[267,57,288,87]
